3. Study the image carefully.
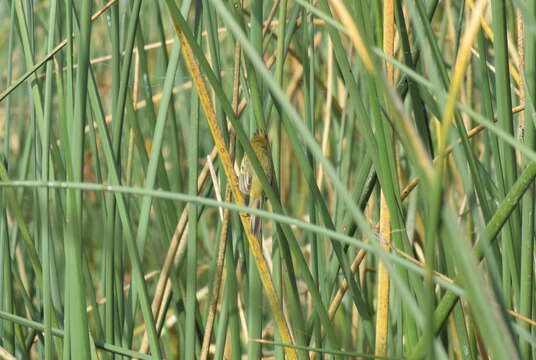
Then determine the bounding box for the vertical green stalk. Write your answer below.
[41,0,58,357]
[0,3,16,355]
[301,0,322,354]
[213,274,231,359]
[185,89,200,360]
[225,238,242,359]
[0,195,14,354]
[519,0,536,357]
[273,1,288,358]
[101,7,121,348]
[491,0,520,305]
[62,0,74,167]
[247,1,264,359]
[63,0,93,357]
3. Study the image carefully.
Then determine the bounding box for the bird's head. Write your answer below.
[251,129,269,150]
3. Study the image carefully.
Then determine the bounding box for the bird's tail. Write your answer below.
[250,197,265,237]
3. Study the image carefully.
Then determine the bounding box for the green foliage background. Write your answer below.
[0,0,535,359]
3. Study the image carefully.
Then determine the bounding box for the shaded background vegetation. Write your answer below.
[0,0,535,359]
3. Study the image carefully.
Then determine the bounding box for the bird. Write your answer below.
[238,129,273,236]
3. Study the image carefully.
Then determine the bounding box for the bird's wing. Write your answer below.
[238,159,252,195]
